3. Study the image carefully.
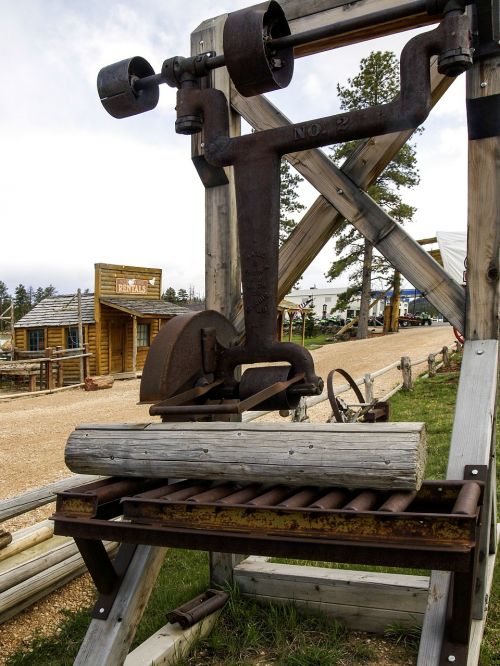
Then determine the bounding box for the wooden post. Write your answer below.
[364,373,374,403]
[401,356,412,390]
[56,346,64,387]
[10,303,14,361]
[383,303,391,333]
[390,271,401,332]
[132,316,137,376]
[46,348,54,390]
[288,311,295,342]
[191,13,244,587]
[77,289,84,383]
[418,49,500,664]
[83,343,90,380]
[301,312,306,346]
[427,353,436,378]
[74,546,167,666]
[441,346,450,369]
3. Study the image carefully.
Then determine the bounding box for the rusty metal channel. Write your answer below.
[53,477,482,572]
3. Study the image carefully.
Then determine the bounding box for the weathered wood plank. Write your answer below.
[124,611,221,666]
[191,16,241,322]
[0,541,118,624]
[74,546,166,666]
[282,0,436,57]
[0,521,54,563]
[0,536,77,593]
[465,56,500,340]
[65,422,427,490]
[0,474,104,523]
[234,560,428,633]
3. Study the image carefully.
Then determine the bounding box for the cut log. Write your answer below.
[66,422,427,490]
[0,521,54,563]
[84,375,114,391]
[0,531,12,550]
[0,540,118,624]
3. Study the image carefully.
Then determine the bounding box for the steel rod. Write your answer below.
[270,0,430,51]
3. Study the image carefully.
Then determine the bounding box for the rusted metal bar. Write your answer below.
[166,589,229,629]
[379,491,418,513]
[278,487,318,508]
[248,485,292,506]
[216,483,263,505]
[187,483,239,503]
[344,491,380,511]
[452,482,482,515]
[309,489,349,510]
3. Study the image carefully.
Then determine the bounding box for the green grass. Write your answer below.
[6,355,500,664]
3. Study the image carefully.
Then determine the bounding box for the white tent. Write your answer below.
[436,231,467,285]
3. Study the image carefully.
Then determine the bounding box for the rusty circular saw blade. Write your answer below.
[140,310,238,404]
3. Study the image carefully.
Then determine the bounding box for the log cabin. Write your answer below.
[13,263,190,380]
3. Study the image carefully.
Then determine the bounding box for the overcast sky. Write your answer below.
[0,1,467,298]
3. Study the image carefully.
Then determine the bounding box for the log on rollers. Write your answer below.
[65,422,427,490]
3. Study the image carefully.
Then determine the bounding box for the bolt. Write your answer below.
[448,656,456,663]
[471,468,478,475]
[476,349,484,355]
[480,81,488,88]
[337,188,344,195]
[99,607,105,614]
[199,40,204,47]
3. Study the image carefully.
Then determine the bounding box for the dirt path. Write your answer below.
[0,324,456,663]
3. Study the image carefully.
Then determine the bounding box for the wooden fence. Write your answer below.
[0,346,91,398]
[244,341,460,422]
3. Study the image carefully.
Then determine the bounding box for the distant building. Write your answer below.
[285,287,416,320]
[14,263,190,378]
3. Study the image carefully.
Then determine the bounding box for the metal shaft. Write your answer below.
[133,0,433,93]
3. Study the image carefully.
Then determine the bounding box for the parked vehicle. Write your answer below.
[399,313,432,327]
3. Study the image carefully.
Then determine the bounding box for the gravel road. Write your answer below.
[0,324,456,662]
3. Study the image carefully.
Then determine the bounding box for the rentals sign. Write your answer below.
[116,278,149,295]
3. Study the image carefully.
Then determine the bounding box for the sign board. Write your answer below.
[116,278,149,295]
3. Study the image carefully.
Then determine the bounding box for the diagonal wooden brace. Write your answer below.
[230,58,465,333]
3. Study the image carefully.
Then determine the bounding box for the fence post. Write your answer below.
[401,356,412,390]
[441,345,450,369]
[428,353,437,378]
[46,348,54,390]
[364,373,374,403]
[83,343,90,380]
[291,397,309,423]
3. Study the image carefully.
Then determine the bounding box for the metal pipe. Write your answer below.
[270,0,430,51]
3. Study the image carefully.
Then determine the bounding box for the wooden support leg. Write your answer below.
[74,545,166,666]
[210,552,245,587]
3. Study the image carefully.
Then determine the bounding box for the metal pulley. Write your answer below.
[223,0,294,97]
[239,365,300,411]
[97,56,160,119]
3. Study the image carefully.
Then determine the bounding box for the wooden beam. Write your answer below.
[65,422,428,490]
[465,55,500,340]
[234,559,429,633]
[230,64,465,332]
[74,545,166,666]
[191,16,241,322]
[281,0,437,58]
[124,611,221,666]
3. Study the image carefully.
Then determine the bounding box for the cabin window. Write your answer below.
[28,329,45,351]
[66,327,80,349]
[137,323,150,348]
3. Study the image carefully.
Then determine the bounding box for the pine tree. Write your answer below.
[162,287,177,303]
[0,281,10,332]
[327,51,420,339]
[280,160,305,244]
[14,284,31,321]
[177,288,188,304]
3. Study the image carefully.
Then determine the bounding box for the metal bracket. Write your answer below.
[91,543,138,620]
[464,464,488,482]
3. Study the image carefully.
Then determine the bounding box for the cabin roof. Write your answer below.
[14,295,95,328]
[100,298,191,317]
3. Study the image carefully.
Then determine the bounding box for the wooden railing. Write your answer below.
[244,340,460,422]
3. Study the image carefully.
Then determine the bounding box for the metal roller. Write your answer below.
[223,0,294,97]
[239,365,300,411]
[97,56,160,119]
